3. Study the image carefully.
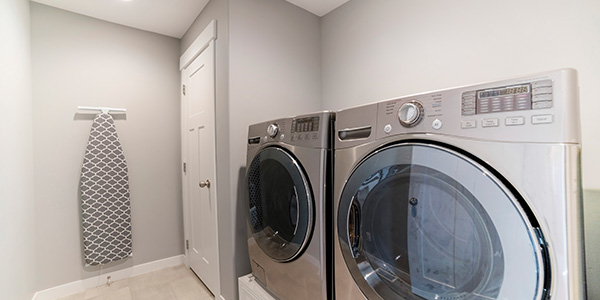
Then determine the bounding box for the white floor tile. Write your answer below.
[55,265,214,300]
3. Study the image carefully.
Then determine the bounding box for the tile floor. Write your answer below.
[57,264,214,300]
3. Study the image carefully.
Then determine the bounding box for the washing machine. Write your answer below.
[245,112,334,300]
[333,69,586,300]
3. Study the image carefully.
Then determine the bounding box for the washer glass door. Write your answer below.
[247,147,313,262]
[338,143,546,300]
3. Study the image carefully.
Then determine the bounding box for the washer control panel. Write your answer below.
[460,79,554,130]
[462,79,553,116]
[248,112,332,149]
[398,101,424,127]
[377,91,445,137]
[266,123,279,138]
[290,115,321,142]
[365,69,579,144]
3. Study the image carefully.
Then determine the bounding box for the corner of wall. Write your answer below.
[0,0,37,299]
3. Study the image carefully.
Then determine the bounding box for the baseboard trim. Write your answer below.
[32,255,185,300]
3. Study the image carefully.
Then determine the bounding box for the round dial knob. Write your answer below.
[398,101,424,127]
[266,123,279,138]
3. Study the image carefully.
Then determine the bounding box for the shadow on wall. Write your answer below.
[584,190,600,299]
[74,112,127,121]
[236,167,252,278]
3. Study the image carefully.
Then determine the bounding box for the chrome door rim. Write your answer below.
[337,141,548,300]
[247,146,314,262]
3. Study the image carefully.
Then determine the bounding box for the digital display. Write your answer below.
[292,116,320,133]
[478,84,530,98]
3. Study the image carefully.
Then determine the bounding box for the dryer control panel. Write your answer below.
[247,112,333,149]
[335,68,580,148]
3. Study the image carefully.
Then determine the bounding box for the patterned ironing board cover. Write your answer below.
[80,113,132,266]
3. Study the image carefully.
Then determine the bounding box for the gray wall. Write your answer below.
[229,0,321,298]
[181,0,321,298]
[321,0,599,296]
[31,3,183,290]
[321,0,600,190]
[0,0,37,299]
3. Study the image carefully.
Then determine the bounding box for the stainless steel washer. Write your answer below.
[333,69,586,299]
[245,112,334,300]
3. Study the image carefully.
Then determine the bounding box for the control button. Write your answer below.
[478,98,490,114]
[462,91,476,97]
[266,124,279,138]
[505,116,525,126]
[312,133,318,139]
[280,134,285,140]
[532,101,553,109]
[432,119,443,130]
[515,94,532,110]
[461,120,477,129]
[532,114,553,124]
[482,118,499,127]
[264,136,268,141]
[491,99,502,110]
[532,94,553,102]
[398,101,424,127]
[462,109,476,116]
[501,95,515,112]
[384,124,392,134]
[532,80,552,89]
[515,95,531,105]
[532,87,552,95]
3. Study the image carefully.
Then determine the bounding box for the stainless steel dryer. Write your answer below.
[334,69,586,299]
[245,112,334,300]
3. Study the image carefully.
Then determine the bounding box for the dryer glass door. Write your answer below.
[247,147,313,262]
[338,143,547,300]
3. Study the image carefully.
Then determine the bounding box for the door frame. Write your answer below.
[180,18,218,279]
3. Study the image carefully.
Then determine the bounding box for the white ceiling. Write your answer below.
[30,0,349,38]
[286,0,349,17]
[31,0,210,38]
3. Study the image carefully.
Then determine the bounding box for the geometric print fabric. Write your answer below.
[80,113,132,266]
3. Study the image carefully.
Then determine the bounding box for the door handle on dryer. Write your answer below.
[199,179,211,188]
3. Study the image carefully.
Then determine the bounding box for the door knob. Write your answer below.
[199,179,211,188]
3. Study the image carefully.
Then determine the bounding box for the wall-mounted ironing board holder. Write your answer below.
[77,106,127,114]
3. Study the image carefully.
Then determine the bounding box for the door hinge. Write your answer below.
[182,84,186,95]
[183,162,187,174]
[186,240,189,250]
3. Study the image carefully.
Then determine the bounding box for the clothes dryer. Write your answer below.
[333,69,585,299]
[245,112,334,300]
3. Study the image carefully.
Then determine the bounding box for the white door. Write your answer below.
[182,39,220,295]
